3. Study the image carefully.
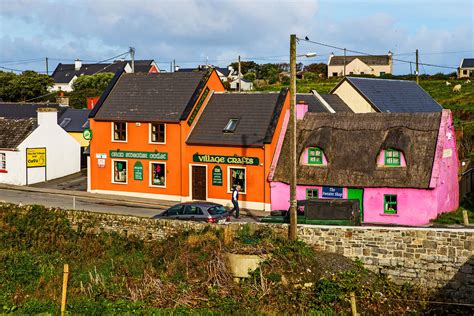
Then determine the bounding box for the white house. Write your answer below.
[230,78,253,91]
[0,108,80,185]
[328,52,393,77]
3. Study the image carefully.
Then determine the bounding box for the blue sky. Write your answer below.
[0,0,472,75]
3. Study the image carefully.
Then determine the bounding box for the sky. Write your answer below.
[0,0,473,75]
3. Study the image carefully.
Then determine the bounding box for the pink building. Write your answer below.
[269,109,459,226]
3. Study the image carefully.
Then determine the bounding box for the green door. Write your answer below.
[347,188,364,223]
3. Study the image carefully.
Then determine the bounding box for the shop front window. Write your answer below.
[151,162,166,187]
[113,160,127,183]
[229,167,246,193]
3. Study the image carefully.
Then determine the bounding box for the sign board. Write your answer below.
[98,158,106,168]
[134,161,143,180]
[187,87,210,126]
[193,154,259,166]
[321,186,343,199]
[442,148,452,158]
[212,165,223,186]
[26,148,46,168]
[82,128,93,140]
[96,153,107,159]
[109,150,168,160]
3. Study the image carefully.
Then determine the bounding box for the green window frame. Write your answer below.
[308,147,323,165]
[384,149,401,166]
[384,195,397,214]
[306,188,318,199]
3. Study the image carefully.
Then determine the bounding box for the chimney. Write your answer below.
[37,108,58,126]
[297,100,308,120]
[75,59,82,71]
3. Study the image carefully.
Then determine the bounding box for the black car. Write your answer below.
[153,201,230,223]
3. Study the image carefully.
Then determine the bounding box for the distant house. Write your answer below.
[328,52,393,77]
[229,77,253,91]
[330,77,442,113]
[458,58,474,78]
[176,65,236,82]
[0,108,80,185]
[50,59,159,92]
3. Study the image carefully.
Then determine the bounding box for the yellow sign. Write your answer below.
[26,148,46,168]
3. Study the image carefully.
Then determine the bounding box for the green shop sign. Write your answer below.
[193,154,259,166]
[212,165,223,186]
[110,150,168,160]
[133,161,143,180]
[187,87,210,126]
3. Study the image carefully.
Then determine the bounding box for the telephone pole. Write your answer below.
[415,49,419,84]
[173,59,176,72]
[238,55,242,92]
[289,34,297,241]
[343,48,347,76]
[129,47,135,73]
[45,57,49,75]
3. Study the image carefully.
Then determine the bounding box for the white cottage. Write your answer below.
[0,108,80,185]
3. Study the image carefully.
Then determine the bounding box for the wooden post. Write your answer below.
[416,49,419,84]
[73,196,76,210]
[61,264,69,316]
[350,292,357,316]
[463,209,469,225]
[289,34,297,241]
[223,226,234,246]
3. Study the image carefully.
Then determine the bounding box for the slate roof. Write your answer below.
[58,108,91,132]
[296,93,352,113]
[334,77,443,113]
[0,118,36,149]
[51,60,154,83]
[215,67,231,77]
[321,95,352,112]
[273,112,442,189]
[187,89,288,147]
[329,55,390,66]
[0,102,66,119]
[92,70,211,122]
[461,58,474,68]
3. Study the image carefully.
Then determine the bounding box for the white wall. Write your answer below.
[0,150,25,185]
[230,80,253,91]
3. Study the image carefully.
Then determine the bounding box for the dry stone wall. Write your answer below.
[65,210,474,303]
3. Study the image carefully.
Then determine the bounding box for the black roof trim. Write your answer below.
[89,69,124,118]
[180,68,215,121]
[263,88,288,143]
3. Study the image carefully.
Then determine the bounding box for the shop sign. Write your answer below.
[98,158,106,168]
[212,165,223,186]
[187,87,210,126]
[26,148,46,168]
[109,150,168,160]
[193,154,259,166]
[134,161,143,180]
[321,186,343,199]
[96,153,107,159]
[82,128,93,140]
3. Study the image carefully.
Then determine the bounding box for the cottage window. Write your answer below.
[308,147,323,165]
[150,123,165,143]
[332,72,338,77]
[306,188,318,199]
[150,162,166,187]
[380,72,386,76]
[384,149,401,166]
[113,160,127,184]
[223,119,239,133]
[228,167,246,193]
[463,70,468,75]
[360,72,365,75]
[113,122,127,141]
[0,153,5,170]
[384,195,397,214]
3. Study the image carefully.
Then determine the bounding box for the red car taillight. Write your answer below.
[207,217,217,223]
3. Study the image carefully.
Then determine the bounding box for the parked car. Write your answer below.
[153,201,230,224]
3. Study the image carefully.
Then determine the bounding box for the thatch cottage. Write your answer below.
[269,108,459,225]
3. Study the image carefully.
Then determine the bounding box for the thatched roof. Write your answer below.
[272,112,442,189]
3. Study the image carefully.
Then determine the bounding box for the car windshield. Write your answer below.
[208,205,227,215]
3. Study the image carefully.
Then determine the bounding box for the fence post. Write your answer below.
[73,197,76,210]
[61,264,69,316]
[463,210,469,225]
[350,292,358,316]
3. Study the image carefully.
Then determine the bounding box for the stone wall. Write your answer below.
[65,210,474,303]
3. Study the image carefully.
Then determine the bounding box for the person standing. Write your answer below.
[230,185,241,219]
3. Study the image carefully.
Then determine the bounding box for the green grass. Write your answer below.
[432,206,474,225]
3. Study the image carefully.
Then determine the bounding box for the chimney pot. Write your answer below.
[75,59,82,71]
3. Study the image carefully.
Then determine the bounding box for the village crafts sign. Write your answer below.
[110,150,168,160]
[193,154,259,166]
[187,87,210,126]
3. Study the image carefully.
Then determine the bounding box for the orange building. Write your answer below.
[88,69,289,211]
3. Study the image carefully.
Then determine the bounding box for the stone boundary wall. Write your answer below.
[65,210,474,303]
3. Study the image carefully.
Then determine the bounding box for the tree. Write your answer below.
[72,73,114,91]
[228,61,258,75]
[243,72,256,82]
[0,70,53,102]
[304,63,328,75]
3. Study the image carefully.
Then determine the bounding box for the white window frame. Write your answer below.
[111,122,128,143]
[227,166,247,194]
[111,159,128,184]
[149,161,167,188]
[0,153,6,170]
[148,123,166,144]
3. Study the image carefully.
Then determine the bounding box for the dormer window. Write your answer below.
[223,119,239,133]
[384,148,401,166]
[308,147,323,165]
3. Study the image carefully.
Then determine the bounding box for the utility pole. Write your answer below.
[343,48,347,77]
[173,59,176,72]
[289,34,297,241]
[129,47,135,73]
[170,61,172,73]
[45,57,49,75]
[238,55,242,92]
[415,49,419,84]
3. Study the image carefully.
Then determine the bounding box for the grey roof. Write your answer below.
[0,118,36,149]
[0,102,66,119]
[215,67,231,77]
[93,71,209,122]
[58,108,91,132]
[273,112,442,189]
[296,93,352,113]
[320,95,352,112]
[329,55,390,66]
[336,77,443,113]
[461,58,474,68]
[51,60,154,83]
[187,90,288,147]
